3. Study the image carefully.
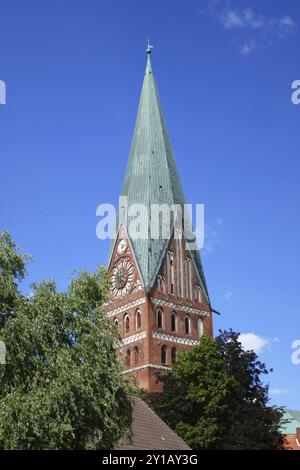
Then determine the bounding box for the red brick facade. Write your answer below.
[284,429,300,450]
[103,227,213,393]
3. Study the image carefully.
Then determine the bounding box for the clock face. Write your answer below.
[117,239,128,255]
[111,258,134,299]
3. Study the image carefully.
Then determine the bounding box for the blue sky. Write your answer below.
[0,0,299,408]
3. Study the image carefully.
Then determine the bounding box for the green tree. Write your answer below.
[151,330,285,450]
[0,230,30,327]
[0,230,132,449]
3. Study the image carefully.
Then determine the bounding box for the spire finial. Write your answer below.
[146,38,153,54]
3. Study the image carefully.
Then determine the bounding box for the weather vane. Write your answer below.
[146,38,154,54]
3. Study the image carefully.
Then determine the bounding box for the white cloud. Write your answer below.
[243,8,265,29]
[221,10,244,29]
[240,39,256,56]
[224,291,233,301]
[209,2,297,55]
[221,7,265,30]
[202,223,221,256]
[239,333,270,354]
[269,388,289,396]
[278,16,296,35]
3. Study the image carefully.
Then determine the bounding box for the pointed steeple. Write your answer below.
[109,48,209,301]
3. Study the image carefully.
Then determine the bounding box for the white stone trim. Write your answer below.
[150,297,209,317]
[106,297,145,318]
[121,331,147,346]
[152,331,198,346]
[123,363,171,373]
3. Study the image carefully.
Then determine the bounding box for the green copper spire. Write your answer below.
[109,49,209,300]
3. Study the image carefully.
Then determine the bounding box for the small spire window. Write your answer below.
[184,257,193,301]
[194,285,203,304]
[167,252,175,295]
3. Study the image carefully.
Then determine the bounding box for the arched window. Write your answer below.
[171,311,177,332]
[184,257,193,300]
[136,309,141,330]
[125,349,131,368]
[184,315,190,335]
[157,275,166,294]
[133,346,139,366]
[171,347,177,363]
[175,227,183,298]
[161,345,167,365]
[157,275,161,293]
[167,251,175,295]
[194,285,202,304]
[113,318,120,331]
[124,314,130,334]
[198,318,204,337]
[157,309,163,329]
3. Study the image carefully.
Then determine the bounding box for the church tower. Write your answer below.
[103,46,213,392]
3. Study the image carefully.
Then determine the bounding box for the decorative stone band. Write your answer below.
[120,331,147,346]
[123,363,171,374]
[152,331,199,346]
[150,297,210,317]
[106,297,145,318]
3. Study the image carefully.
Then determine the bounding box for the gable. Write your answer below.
[151,230,209,307]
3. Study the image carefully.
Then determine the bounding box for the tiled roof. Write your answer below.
[108,52,209,302]
[116,397,190,450]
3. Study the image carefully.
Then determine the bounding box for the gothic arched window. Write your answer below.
[171,311,177,332]
[133,346,139,366]
[198,318,204,337]
[184,315,190,335]
[161,345,167,365]
[157,309,163,329]
[126,349,131,368]
[184,257,193,301]
[171,347,177,363]
[194,285,202,304]
[157,275,166,294]
[124,314,130,334]
[136,309,141,330]
[175,227,183,298]
[167,251,175,295]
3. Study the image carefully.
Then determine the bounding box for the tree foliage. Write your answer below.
[0,230,132,449]
[151,330,285,450]
[0,230,31,327]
